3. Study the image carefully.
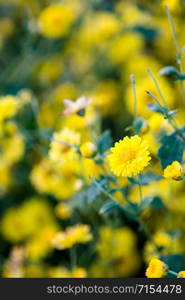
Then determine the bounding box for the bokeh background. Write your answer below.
[0,0,185,278]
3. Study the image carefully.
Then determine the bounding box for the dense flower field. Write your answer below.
[0,0,185,278]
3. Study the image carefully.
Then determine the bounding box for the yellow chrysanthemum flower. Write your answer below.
[178,271,185,278]
[52,224,92,250]
[38,4,75,39]
[49,128,81,162]
[0,95,19,125]
[107,135,151,177]
[146,258,167,278]
[163,161,183,180]
[80,142,97,158]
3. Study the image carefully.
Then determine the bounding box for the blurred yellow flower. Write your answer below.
[146,258,167,278]
[52,224,92,250]
[107,135,151,177]
[163,161,183,180]
[109,33,144,64]
[79,12,119,48]
[80,142,97,158]
[49,128,81,162]
[0,96,19,125]
[55,203,71,220]
[26,225,58,261]
[1,198,55,242]
[38,4,75,39]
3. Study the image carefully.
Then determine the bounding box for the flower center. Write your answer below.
[121,149,136,163]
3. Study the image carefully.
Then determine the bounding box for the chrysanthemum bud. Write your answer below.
[163,161,183,180]
[80,142,97,158]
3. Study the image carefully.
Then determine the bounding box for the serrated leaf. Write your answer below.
[159,66,179,76]
[97,130,112,154]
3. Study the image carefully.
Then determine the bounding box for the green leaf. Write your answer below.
[148,104,167,115]
[87,177,109,203]
[128,173,162,186]
[161,255,185,274]
[97,130,112,154]
[133,117,146,134]
[166,109,178,118]
[138,196,164,212]
[138,196,156,212]
[158,131,184,168]
[159,66,179,76]
[151,196,164,210]
[87,184,101,203]
[99,201,119,214]
[139,173,162,185]
[173,75,185,81]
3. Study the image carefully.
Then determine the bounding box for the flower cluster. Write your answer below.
[0,0,185,278]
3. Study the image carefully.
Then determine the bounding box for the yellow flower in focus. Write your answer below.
[38,4,75,39]
[52,224,92,250]
[107,135,151,177]
[146,258,167,278]
[178,271,185,278]
[80,142,97,158]
[163,161,183,180]
[55,203,71,220]
[49,128,81,162]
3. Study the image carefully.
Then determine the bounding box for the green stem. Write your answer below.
[91,177,156,243]
[70,247,77,270]
[147,69,168,108]
[168,269,183,278]
[130,74,137,122]
[138,175,143,202]
[165,5,185,106]
[146,91,185,142]
[50,137,79,151]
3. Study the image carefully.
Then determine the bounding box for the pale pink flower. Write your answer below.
[63,96,92,116]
